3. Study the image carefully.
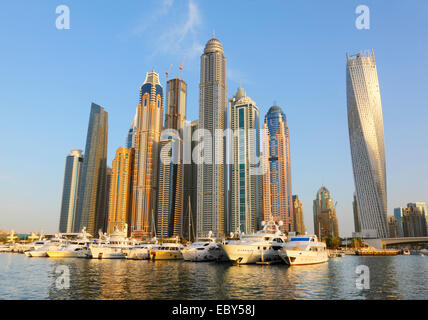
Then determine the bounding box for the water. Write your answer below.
[0,253,427,300]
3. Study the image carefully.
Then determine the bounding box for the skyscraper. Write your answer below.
[346,51,388,238]
[393,207,406,237]
[229,86,261,234]
[353,193,361,233]
[292,195,306,235]
[183,120,198,241]
[313,186,339,239]
[74,103,108,235]
[131,71,163,239]
[126,108,138,149]
[197,37,227,238]
[157,78,187,239]
[402,202,428,237]
[387,216,400,238]
[59,149,83,233]
[107,147,134,235]
[261,105,293,233]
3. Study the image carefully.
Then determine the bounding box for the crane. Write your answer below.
[165,64,173,83]
[179,56,186,80]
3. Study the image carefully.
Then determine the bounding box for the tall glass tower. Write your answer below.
[346,50,388,238]
[59,149,83,233]
[157,78,187,239]
[131,71,163,239]
[74,103,108,235]
[197,36,227,238]
[261,105,293,233]
[229,86,261,234]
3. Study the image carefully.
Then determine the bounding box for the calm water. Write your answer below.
[0,253,427,300]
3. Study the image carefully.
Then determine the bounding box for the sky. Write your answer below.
[0,0,427,236]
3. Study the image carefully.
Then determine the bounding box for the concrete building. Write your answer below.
[313,186,339,239]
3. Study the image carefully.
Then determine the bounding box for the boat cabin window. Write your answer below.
[273,238,283,243]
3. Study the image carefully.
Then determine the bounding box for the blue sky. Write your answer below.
[0,0,427,236]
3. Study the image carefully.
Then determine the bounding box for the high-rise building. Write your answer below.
[228,86,261,234]
[131,71,164,239]
[261,105,293,233]
[313,186,339,239]
[183,120,198,241]
[292,195,305,235]
[387,216,400,238]
[197,36,227,238]
[353,193,361,233]
[126,108,138,148]
[74,103,108,235]
[59,149,83,233]
[393,207,405,237]
[107,147,134,236]
[346,51,388,238]
[402,202,428,237]
[157,78,187,239]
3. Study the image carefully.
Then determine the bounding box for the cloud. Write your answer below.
[132,0,175,36]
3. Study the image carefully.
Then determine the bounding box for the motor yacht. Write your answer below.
[181,231,225,262]
[124,238,158,260]
[278,234,328,266]
[25,235,68,257]
[149,237,184,260]
[0,244,13,252]
[47,228,91,258]
[90,225,136,259]
[220,218,287,265]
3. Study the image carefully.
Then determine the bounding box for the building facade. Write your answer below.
[131,71,164,239]
[126,108,138,149]
[346,51,388,238]
[292,195,306,235]
[183,120,198,241]
[59,149,83,233]
[393,207,405,237]
[157,78,187,239]
[402,202,428,237]
[107,147,134,236]
[74,103,108,235]
[313,186,339,239]
[261,105,293,233]
[353,193,361,233]
[197,37,227,238]
[229,86,261,234]
[387,216,400,238]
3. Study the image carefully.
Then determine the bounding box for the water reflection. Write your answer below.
[0,253,426,300]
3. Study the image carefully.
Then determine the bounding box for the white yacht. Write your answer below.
[0,244,13,252]
[220,218,287,265]
[26,235,68,257]
[278,234,328,266]
[90,225,136,259]
[181,231,224,262]
[47,228,91,258]
[124,238,158,260]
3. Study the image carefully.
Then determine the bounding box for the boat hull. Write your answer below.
[150,250,183,260]
[279,250,328,266]
[90,247,125,259]
[221,244,281,264]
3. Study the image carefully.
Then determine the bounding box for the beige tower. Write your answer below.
[131,71,164,239]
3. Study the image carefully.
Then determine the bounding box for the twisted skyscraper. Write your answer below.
[346,51,388,238]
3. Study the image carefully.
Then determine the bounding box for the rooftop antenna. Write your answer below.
[213,29,215,38]
[179,56,186,80]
